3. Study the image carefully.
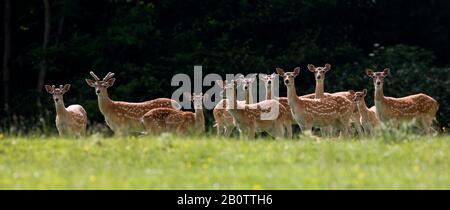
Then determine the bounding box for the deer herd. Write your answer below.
[45,64,439,139]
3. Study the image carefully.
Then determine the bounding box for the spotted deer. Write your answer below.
[224,80,287,139]
[45,84,87,137]
[306,64,363,136]
[142,93,206,135]
[353,89,379,135]
[213,80,250,137]
[239,74,257,104]
[260,73,293,138]
[276,67,353,137]
[366,68,438,134]
[86,71,181,136]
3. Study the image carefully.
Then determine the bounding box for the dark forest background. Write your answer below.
[1,0,449,134]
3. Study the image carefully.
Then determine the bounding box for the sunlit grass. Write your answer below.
[0,133,448,189]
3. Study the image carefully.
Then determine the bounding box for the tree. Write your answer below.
[3,0,11,117]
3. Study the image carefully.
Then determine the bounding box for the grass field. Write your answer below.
[0,133,449,189]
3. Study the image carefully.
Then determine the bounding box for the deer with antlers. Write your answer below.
[224,79,287,139]
[142,93,206,135]
[352,89,379,135]
[86,71,181,136]
[260,73,294,138]
[304,64,363,136]
[366,68,438,134]
[45,84,87,137]
[276,67,353,137]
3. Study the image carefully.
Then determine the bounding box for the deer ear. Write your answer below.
[44,85,54,94]
[363,89,368,96]
[348,90,355,95]
[105,78,115,87]
[324,64,331,72]
[383,68,390,76]
[293,67,300,77]
[276,68,285,76]
[63,84,71,93]
[307,64,316,73]
[366,69,374,78]
[259,74,268,81]
[85,79,96,87]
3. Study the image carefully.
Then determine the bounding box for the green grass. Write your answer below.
[0,133,449,189]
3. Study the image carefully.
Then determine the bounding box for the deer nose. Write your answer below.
[54,98,59,102]
[96,90,100,94]
[376,81,381,85]
[284,80,290,85]
[267,81,271,84]
[317,75,321,79]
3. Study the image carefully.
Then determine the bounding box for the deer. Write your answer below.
[305,64,363,136]
[213,80,237,137]
[239,74,257,104]
[224,79,287,139]
[142,93,206,135]
[260,73,294,138]
[45,84,87,137]
[366,68,438,134]
[276,67,353,137]
[352,89,379,135]
[85,71,181,136]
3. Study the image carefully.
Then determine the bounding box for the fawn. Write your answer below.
[142,93,206,135]
[353,89,379,135]
[45,84,87,137]
[86,71,181,136]
[366,68,438,134]
[276,67,353,137]
[224,80,287,139]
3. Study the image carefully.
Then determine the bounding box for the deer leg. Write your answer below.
[302,123,313,137]
[353,120,363,137]
[224,125,234,137]
[285,122,293,139]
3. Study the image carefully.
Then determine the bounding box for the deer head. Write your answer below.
[45,84,70,104]
[238,74,257,91]
[307,64,331,82]
[259,73,277,89]
[276,67,300,88]
[85,71,116,96]
[366,68,390,90]
[353,89,368,103]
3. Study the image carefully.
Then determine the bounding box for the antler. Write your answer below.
[90,71,100,81]
[103,72,115,81]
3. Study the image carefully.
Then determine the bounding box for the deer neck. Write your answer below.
[195,108,205,131]
[374,86,387,120]
[315,80,325,98]
[287,84,302,107]
[55,100,69,117]
[266,85,272,100]
[245,87,253,104]
[98,91,113,114]
[356,100,370,121]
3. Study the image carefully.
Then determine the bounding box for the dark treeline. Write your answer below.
[1,0,449,134]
